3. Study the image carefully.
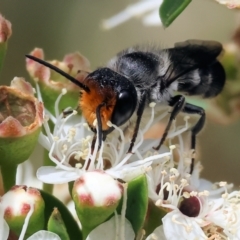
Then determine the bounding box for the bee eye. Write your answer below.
[111,90,137,126]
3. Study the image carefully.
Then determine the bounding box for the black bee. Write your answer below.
[26,39,225,173]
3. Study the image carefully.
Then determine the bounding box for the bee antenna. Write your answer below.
[25,55,90,92]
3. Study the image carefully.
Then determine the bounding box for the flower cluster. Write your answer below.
[26,70,239,239]
[0,10,240,240]
[102,0,163,29]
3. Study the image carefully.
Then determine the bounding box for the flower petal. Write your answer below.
[11,77,35,96]
[63,52,90,71]
[0,116,26,137]
[162,210,207,240]
[26,230,61,240]
[0,219,9,240]
[36,166,80,184]
[86,215,135,240]
[146,225,166,240]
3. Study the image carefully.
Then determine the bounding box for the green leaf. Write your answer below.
[117,175,148,235]
[143,199,167,237]
[47,208,70,240]
[159,0,192,27]
[40,189,82,240]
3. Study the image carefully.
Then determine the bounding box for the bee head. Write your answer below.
[80,68,137,134]
[25,55,138,136]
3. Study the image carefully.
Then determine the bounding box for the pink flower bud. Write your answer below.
[26,48,90,113]
[0,77,43,137]
[0,14,12,43]
[0,77,43,166]
[72,171,123,239]
[1,185,45,238]
[26,48,90,91]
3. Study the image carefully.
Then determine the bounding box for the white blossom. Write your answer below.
[102,0,163,29]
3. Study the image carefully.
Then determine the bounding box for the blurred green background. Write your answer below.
[1,0,240,185]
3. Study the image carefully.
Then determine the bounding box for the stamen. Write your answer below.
[168,115,190,138]
[142,102,155,134]
[42,115,54,144]
[54,88,67,118]
[48,142,73,171]
[114,211,119,240]
[35,82,43,102]
[120,183,128,240]
[107,121,125,163]
[82,142,92,170]
[75,163,82,169]
[18,201,34,240]
[88,123,100,170]
[96,141,104,170]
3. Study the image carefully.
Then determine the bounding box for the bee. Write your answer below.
[26,39,226,173]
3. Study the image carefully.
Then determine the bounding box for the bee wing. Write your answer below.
[164,40,225,98]
[174,39,223,60]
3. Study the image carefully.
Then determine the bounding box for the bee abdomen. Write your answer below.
[177,60,225,98]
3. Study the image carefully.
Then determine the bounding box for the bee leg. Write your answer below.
[94,103,107,152]
[127,92,147,153]
[153,95,185,150]
[182,103,205,174]
[90,133,97,154]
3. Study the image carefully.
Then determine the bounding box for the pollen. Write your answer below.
[53,136,59,141]
[170,168,179,176]
[75,163,82,169]
[169,145,176,150]
[149,102,156,108]
[61,144,68,153]
[61,88,67,95]
[183,192,190,198]
[219,181,227,187]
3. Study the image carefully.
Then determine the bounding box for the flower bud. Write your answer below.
[0,14,12,75]
[215,0,240,9]
[1,185,45,238]
[72,171,123,239]
[0,77,43,166]
[26,48,90,114]
[0,14,11,43]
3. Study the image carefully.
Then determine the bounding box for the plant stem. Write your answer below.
[0,164,17,192]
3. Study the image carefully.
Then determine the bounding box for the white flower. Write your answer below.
[37,82,239,240]
[215,0,240,9]
[86,215,135,240]
[36,87,188,184]
[152,172,240,239]
[102,0,163,30]
[0,206,9,240]
[146,225,166,240]
[144,128,239,239]
[26,231,61,240]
